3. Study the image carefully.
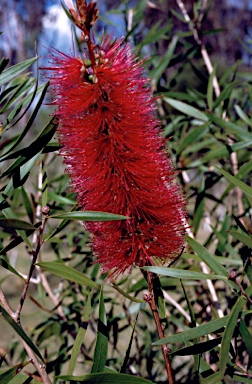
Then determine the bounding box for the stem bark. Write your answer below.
[143,271,174,384]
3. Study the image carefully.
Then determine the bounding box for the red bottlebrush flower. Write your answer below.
[47,35,186,278]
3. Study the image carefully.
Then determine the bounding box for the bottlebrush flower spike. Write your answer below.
[47,5,186,278]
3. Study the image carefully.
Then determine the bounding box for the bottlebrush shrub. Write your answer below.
[47,35,186,278]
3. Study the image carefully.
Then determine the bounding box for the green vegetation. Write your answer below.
[0,1,251,383]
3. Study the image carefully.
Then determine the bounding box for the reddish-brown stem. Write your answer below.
[143,272,174,384]
[83,28,96,71]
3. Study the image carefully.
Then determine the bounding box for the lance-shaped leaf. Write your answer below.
[0,360,31,384]
[0,257,25,280]
[143,266,227,280]
[171,337,222,356]
[111,283,145,303]
[68,291,92,375]
[50,211,129,221]
[1,82,49,155]
[208,114,252,141]
[220,296,247,379]
[37,261,100,289]
[152,316,229,346]
[215,166,252,198]
[164,97,208,121]
[229,230,252,249]
[0,57,38,87]
[0,218,36,231]
[91,288,108,373]
[57,373,153,383]
[0,118,57,176]
[0,305,43,361]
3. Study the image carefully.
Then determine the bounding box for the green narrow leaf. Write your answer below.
[232,375,252,383]
[121,314,139,373]
[20,187,34,223]
[177,124,209,154]
[229,230,252,248]
[44,218,71,242]
[0,118,57,174]
[111,283,145,303]
[193,195,205,234]
[193,140,252,165]
[0,58,9,74]
[219,296,246,379]
[91,288,108,373]
[152,315,229,345]
[0,257,25,280]
[163,115,185,137]
[0,78,35,114]
[36,262,100,289]
[50,211,129,221]
[0,218,36,230]
[181,280,200,371]
[3,152,41,196]
[231,375,252,384]
[183,137,215,156]
[164,97,208,121]
[1,152,42,250]
[142,266,235,287]
[207,66,216,111]
[68,291,92,375]
[57,373,153,383]
[171,336,222,356]
[208,114,252,141]
[182,253,242,266]
[0,361,31,384]
[0,83,19,106]
[153,276,166,321]
[0,208,33,251]
[0,305,43,361]
[221,161,252,198]
[185,236,228,277]
[181,280,196,326]
[1,82,49,155]
[215,166,252,198]
[239,318,252,358]
[200,371,222,384]
[198,358,214,378]
[234,105,252,128]
[151,35,179,81]
[47,191,75,206]
[138,21,170,49]
[0,221,40,255]
[212,81,237,110]
[0,57,38,87]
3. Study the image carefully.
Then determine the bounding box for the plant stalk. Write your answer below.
[143,271,174,384]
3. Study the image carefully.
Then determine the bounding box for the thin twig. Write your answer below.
[176,0,245,222]
[38,269,66,319]
[0,287,14,316]
[143,272,174,384]
[0,287,52,384]
[14,215,47,321]
[14,161,44,321]
[176,0,220,97]
[0,161,52,383]
[162,290,192,322]
[186,226,224,318]
[229,271,252,305]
